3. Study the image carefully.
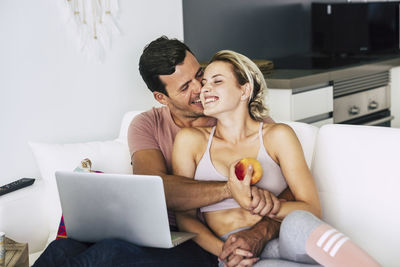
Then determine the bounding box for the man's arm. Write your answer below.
[132,149,231,211]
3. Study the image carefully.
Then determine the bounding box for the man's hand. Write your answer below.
[220,229,265,259]
[219,217,281,266]
[250,187,281,218]
[227,161,253,210]
[219,229,264,267]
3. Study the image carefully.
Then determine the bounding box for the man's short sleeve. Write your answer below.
[263,116,275,124]
[128,111,160,157]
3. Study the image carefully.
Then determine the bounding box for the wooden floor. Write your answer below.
[4,237,29,267]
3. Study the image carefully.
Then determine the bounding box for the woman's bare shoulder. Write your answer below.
[261,123,299,162]
[174,127,212,163]
[175,127,213,143]
[263,123,298,144]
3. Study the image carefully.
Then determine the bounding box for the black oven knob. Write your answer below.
[349,106,360,115]
[368,101,379,110]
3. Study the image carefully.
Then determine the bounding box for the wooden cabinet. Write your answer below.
[267,86,333,127]
[390,66,400,128]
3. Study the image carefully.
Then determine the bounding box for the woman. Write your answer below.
[172,50,379,267]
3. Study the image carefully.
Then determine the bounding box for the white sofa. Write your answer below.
[1,110,399,266]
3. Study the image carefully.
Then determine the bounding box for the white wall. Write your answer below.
[0,0,183,185]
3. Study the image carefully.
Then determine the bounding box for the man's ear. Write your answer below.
[153,91,168,105]
[240,83,252,101]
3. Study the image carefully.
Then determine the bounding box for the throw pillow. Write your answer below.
[57,158,104,239]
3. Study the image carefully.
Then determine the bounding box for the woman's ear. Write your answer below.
[153,91,168,105]
[240,83,252,101]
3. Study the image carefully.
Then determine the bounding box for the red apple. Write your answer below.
[234,158,263,185]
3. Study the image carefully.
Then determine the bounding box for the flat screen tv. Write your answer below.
[312,2,400,55]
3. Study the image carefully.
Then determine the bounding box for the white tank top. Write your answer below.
[194,122,288,213]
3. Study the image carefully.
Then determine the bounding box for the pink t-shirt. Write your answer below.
[128,106,181,174]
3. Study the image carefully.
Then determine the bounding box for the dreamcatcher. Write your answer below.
[61,0,121,62]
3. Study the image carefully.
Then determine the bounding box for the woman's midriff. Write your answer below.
[203,208,262,237]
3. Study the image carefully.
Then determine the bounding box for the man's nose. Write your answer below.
[193,79,202,94]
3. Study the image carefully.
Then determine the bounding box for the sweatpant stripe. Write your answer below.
[323,233,344,252]
[317,228,337,247]
[330,237,350,257]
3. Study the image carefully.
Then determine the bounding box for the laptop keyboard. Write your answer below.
[171,233,179,241]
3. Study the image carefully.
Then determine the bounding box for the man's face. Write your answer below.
[157,51,205,118]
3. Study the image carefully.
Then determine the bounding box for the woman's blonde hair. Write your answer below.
[209,50,269,121]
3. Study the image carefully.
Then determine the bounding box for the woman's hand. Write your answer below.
[227,161,281,217]
[219,229,263,267]
[220,247,259,267]
[227,160,253,210]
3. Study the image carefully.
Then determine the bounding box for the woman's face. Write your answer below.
[200,61,245,117]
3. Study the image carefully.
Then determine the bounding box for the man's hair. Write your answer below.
[210,50,269,121]
[139,36,192,96]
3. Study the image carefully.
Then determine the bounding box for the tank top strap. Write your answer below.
[258,122,264,146]
[206,126,217,152]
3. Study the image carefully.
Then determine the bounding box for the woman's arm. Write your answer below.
[172,128,224,256]
[266,124,322,220]
[176,210,224,256]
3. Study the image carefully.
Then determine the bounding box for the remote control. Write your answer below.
[0,178,35,196]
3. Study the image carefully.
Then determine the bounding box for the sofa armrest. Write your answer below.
[312,124,400,266]
[0,179,50,253]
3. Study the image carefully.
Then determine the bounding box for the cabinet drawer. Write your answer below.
[292,86,333,121]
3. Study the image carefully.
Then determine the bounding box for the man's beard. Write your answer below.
[168,100,206,119]
[183,110,206,119]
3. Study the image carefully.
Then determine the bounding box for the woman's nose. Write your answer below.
[201,84,209,94]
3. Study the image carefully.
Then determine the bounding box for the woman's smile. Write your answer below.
[203,96,220,105]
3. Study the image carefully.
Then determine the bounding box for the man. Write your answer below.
[33,36,290,267]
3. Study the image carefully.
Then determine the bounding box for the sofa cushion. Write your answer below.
[311,124,400,266]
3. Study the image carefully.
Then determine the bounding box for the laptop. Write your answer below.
[55,171,197,248]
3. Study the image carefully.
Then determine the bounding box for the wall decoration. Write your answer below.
[61,0,121,62]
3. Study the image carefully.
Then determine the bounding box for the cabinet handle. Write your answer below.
[368,101,379,110]
[349,106,360,115]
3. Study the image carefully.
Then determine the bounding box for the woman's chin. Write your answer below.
[203,108,218,118]
[203,108,212,117]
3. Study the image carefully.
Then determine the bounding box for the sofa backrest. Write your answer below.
[284,121,319,168]
[312,124,400,266]
[118,110,145,142]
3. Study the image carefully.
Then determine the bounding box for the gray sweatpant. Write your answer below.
[219,210,323,267]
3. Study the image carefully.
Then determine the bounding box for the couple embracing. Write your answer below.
[34,36,379,267]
